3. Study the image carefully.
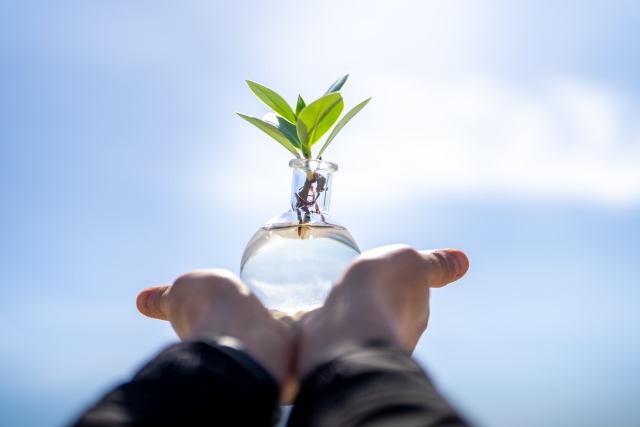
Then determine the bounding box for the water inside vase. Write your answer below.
[240,223,360,316]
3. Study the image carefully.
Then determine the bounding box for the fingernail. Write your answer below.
[449,250,468,277]
[136,289,152,314]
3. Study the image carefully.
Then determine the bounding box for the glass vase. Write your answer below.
[240,159,360,324]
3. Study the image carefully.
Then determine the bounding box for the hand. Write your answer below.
[136,269,294,388]
[297,245,469,378]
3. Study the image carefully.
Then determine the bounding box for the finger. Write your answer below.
[419,249,469,288]
[136,285,171,320]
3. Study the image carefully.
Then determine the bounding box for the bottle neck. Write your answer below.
[289,167,334,219]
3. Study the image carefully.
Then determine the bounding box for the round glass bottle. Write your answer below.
[240,159,360,320]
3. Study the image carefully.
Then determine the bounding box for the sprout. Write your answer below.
[237,74,371,159]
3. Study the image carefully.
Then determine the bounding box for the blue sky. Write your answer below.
[1,1,639,426]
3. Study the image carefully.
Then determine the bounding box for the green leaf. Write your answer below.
[297,92,344,150]
[297,120,310,154]
[295,95,306,117]
[324,74,349,95]
[317,97,371,158]
[236,113,301,158]
[245,80,297,124]
[263,113,301,149]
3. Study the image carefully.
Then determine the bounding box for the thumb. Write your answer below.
[136,285,171,320]
[419,249,470,288]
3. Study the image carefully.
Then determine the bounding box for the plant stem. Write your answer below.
[298,173,314,206]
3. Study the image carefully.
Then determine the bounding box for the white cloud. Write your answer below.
[348,75,640,204]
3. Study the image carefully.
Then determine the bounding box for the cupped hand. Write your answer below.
[135,269,294,388]
[297,246,469,378]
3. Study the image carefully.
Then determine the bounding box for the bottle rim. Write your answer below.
[289,158,338,172]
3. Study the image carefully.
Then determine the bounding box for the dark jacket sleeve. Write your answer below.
[288,343,470,427]
[70,340,280,427]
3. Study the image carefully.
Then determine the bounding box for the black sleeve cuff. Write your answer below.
[72,340,280,427]
[289,342,470,427]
